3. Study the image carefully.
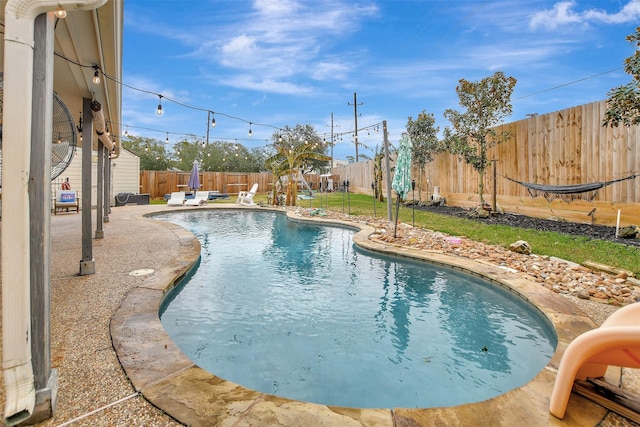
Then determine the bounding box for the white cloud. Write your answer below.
[220,74,314,95]
[584,0,640,24]
[310,61,351,81]
[220,35,259,68]
[209,1,379,91]
[529,0,640,30]
[253,0,300,16]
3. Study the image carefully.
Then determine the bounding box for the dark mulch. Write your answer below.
[413,203,640,248]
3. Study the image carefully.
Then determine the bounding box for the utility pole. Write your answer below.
[329,113,335,168]
[206,111,211,145]
[348,92,363,162]
[325,113,340,169]
[383,120,393,221]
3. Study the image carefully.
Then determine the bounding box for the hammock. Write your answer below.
[506,174,638,202]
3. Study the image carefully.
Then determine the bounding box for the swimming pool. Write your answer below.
[157,210,557,409]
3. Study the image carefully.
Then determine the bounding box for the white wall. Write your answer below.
[51,147,140,207]
[111,148,140,196]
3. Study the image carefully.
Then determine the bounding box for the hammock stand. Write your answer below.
[506,174,638,202]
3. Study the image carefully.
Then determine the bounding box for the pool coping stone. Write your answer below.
[110,204,615,426]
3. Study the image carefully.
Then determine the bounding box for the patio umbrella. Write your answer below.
[188,160,200,191]
[391,134,413,238]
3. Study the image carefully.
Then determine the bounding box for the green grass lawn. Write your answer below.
[254,192,640,275]
[153,191,639,274]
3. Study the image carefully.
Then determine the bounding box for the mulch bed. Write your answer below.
[413,204,640,248]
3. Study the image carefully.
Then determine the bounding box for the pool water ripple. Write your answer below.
[157,210,557,409]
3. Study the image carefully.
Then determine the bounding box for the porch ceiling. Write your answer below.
[0,0,123,149]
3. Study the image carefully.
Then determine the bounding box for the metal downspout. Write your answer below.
[2,0,108,423]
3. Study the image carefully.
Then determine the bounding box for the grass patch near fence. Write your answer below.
[277,192,640,275]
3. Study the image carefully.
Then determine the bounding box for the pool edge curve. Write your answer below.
[110,204,614,426]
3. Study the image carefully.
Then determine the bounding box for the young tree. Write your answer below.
[406,111,442,201]
[443,71,516,206]
[265,124,330,206]
[603,26,640,127]
[372,146,384,202]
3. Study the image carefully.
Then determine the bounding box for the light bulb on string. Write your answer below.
[211,113,216,127]
[165,133,169,144]
[156,95,164,116]
[92,66,101,85]
[248,123,253,137]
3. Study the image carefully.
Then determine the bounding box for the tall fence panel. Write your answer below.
[332,100,640,226]
[140,171,273,198]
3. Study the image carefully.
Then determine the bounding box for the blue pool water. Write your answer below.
[157,210,557,409]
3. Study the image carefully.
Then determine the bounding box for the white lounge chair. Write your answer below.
[185,191,209,206]
[167,191,186,206]
[236,183,258,205]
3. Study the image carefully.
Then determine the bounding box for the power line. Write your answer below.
[515,67,623,100]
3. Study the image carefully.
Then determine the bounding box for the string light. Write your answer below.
[92,66,101,85]
[165,132,169,144]
[54,51,599,154]
[54,10,67,19]
[156,95,164,116]
[211,113,216,127]
[248,122,253,137]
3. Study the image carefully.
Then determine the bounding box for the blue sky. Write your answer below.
[121,0,639,161]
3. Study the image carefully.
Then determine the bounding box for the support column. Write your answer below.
[80,97,95,275]
[95,142,104,239]
[27,12,57,424]
[104,151,111,222]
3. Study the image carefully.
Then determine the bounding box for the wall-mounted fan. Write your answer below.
[0,73,78,187]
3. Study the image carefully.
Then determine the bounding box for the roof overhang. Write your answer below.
[0,0,123,150]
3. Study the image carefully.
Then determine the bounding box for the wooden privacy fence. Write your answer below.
[140,171,272,198]
[139,171,333,199]
[332,100,640,226]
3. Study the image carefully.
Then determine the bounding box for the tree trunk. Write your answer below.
[288,181,297,206]
[478,168,485,205]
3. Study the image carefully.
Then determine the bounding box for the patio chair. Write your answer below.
[53,190,80,214]
[185,191,209,206]
[167,191,186,206]
[236,183,258,206]
[549,301,640,419]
